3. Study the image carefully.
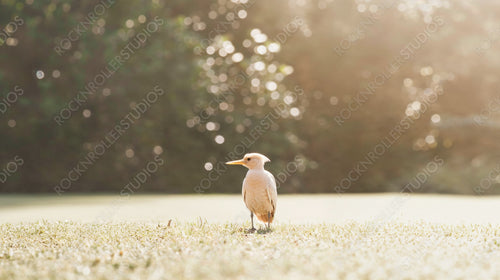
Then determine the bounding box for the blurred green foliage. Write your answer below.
[1,0,500,194]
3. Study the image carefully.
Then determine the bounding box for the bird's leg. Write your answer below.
[248,212,256,233]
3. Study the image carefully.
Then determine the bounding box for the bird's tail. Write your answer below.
[256,211,274,223]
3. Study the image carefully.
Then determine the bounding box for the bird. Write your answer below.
[226,153,277,232]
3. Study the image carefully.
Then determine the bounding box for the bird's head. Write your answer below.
[225,153,270,170]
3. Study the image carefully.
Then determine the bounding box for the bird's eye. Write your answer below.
[246,158,251,161]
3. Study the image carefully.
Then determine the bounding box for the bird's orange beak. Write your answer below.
[226,159,245,165]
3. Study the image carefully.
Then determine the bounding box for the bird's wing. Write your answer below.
[265,171,278,214]
[242,177,247,205]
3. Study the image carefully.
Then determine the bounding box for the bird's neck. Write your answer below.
[248,166,265,171]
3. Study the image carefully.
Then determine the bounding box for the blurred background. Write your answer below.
[1,0,499,195]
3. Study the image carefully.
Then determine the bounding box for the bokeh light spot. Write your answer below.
[125,19,134,28]
[253,61,265,71]
[7,119,16,128]
[232,52,243,62]
[206,122,217,131]
[125,148,134,158]
[36,70,44,79]
[52,70,61,78]
[268,42,280,53]
[83,109,92,118]
[431,114,441,124]
[215,135,225,144]
[256,45,267,55]
[204,162,213,171]
[290,107,300,117]
[237,10,247,19]
[153,145,163,155]
[425,135,436,144]
[265,81,277,91]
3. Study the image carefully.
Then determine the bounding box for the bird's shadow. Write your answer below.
[245,227,273,234]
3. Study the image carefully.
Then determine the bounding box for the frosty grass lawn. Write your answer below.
[0,194,499,279]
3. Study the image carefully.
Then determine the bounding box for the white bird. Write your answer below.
[226,153,277,232]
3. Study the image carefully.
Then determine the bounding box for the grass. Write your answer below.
[1,194,500,279]
[1,220,500,279]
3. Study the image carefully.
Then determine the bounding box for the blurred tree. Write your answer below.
[1,0,500,195]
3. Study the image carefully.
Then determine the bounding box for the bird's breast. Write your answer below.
[242,171,273,214]
[243,171,268,187]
